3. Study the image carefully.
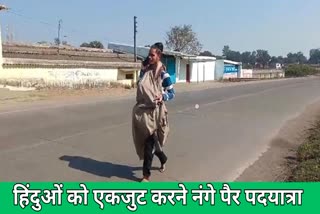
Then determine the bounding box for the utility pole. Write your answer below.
[6,25,9,43]
[134,16,137,62]
[57,19,62,54]
[8,25,14,43]
[58,19,62,45]
[10,26,14,43]
[0,5,9,69]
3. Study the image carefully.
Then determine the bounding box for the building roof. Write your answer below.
[217,59,242,65]
[2,43,139,61]
[182,56,216,62]
[108,42,195,58]
[2,43,141,69]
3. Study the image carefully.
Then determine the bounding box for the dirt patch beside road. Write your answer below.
[236,99,320,181]
[0,79,277,108]
[0,86,135,110]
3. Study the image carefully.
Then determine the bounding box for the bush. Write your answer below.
[291,158,320,182]
[297,141,320,162]
[285,64,318,77]
[289,119,320,182]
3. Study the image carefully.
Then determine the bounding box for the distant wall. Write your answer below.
[242,69,253,78]
[0,43,141,88]
[0,67,121,88]
[252,69,285,79]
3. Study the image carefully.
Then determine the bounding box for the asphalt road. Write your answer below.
[1,77,320,182]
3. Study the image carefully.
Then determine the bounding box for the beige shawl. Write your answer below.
[132,64,170,160]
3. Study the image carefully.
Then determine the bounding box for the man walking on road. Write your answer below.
[132,42,175,182]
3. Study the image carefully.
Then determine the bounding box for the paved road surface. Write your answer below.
[1,77,319,182]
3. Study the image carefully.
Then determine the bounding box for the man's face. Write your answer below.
[148,48,160,65]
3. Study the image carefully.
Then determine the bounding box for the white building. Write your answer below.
[176,56,216,83]
[215,59,243,80]
[108,43,217,83]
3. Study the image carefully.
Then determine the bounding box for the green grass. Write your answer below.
[291,159,320,182]
[289,120,320,182]
[285,64,319,77]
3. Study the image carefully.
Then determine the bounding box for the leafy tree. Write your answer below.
[80,41,104,49]
[165,24,202,54]
[241,51,251,63]
[200,50,214,56]
[286,52,307,64]
[228,51,241,62]
[240,51,257,69]
[222,45,230,57]
[270,56,279,64]
[221,45,241,62]
[296,52,307,64]
[249,51,257,67]
[256,50,271,68]
[54,38,60,46]
[219,45,319,68]
[309,49,320,64]
[277,56,285,64]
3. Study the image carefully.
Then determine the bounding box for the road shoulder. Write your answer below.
[236,99,320,181]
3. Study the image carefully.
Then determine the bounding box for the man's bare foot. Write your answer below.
[159,164,166,173]
[141,177,150,182]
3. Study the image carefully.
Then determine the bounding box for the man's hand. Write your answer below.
[154,94,163,104]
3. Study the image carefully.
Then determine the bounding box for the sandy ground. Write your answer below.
[236,99,320,181]
[0,87,134,110]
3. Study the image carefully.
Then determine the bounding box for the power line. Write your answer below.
[6,10,57,29]
[7,10,100,40]
[4,9,129,47]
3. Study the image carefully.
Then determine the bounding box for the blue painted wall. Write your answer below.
[224,64,239,73]
[215,60,241,79]
[162,56,176,84]
[108,43,177,83]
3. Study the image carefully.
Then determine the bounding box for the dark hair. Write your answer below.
[150,42,164,56]
[153,42,163,52]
